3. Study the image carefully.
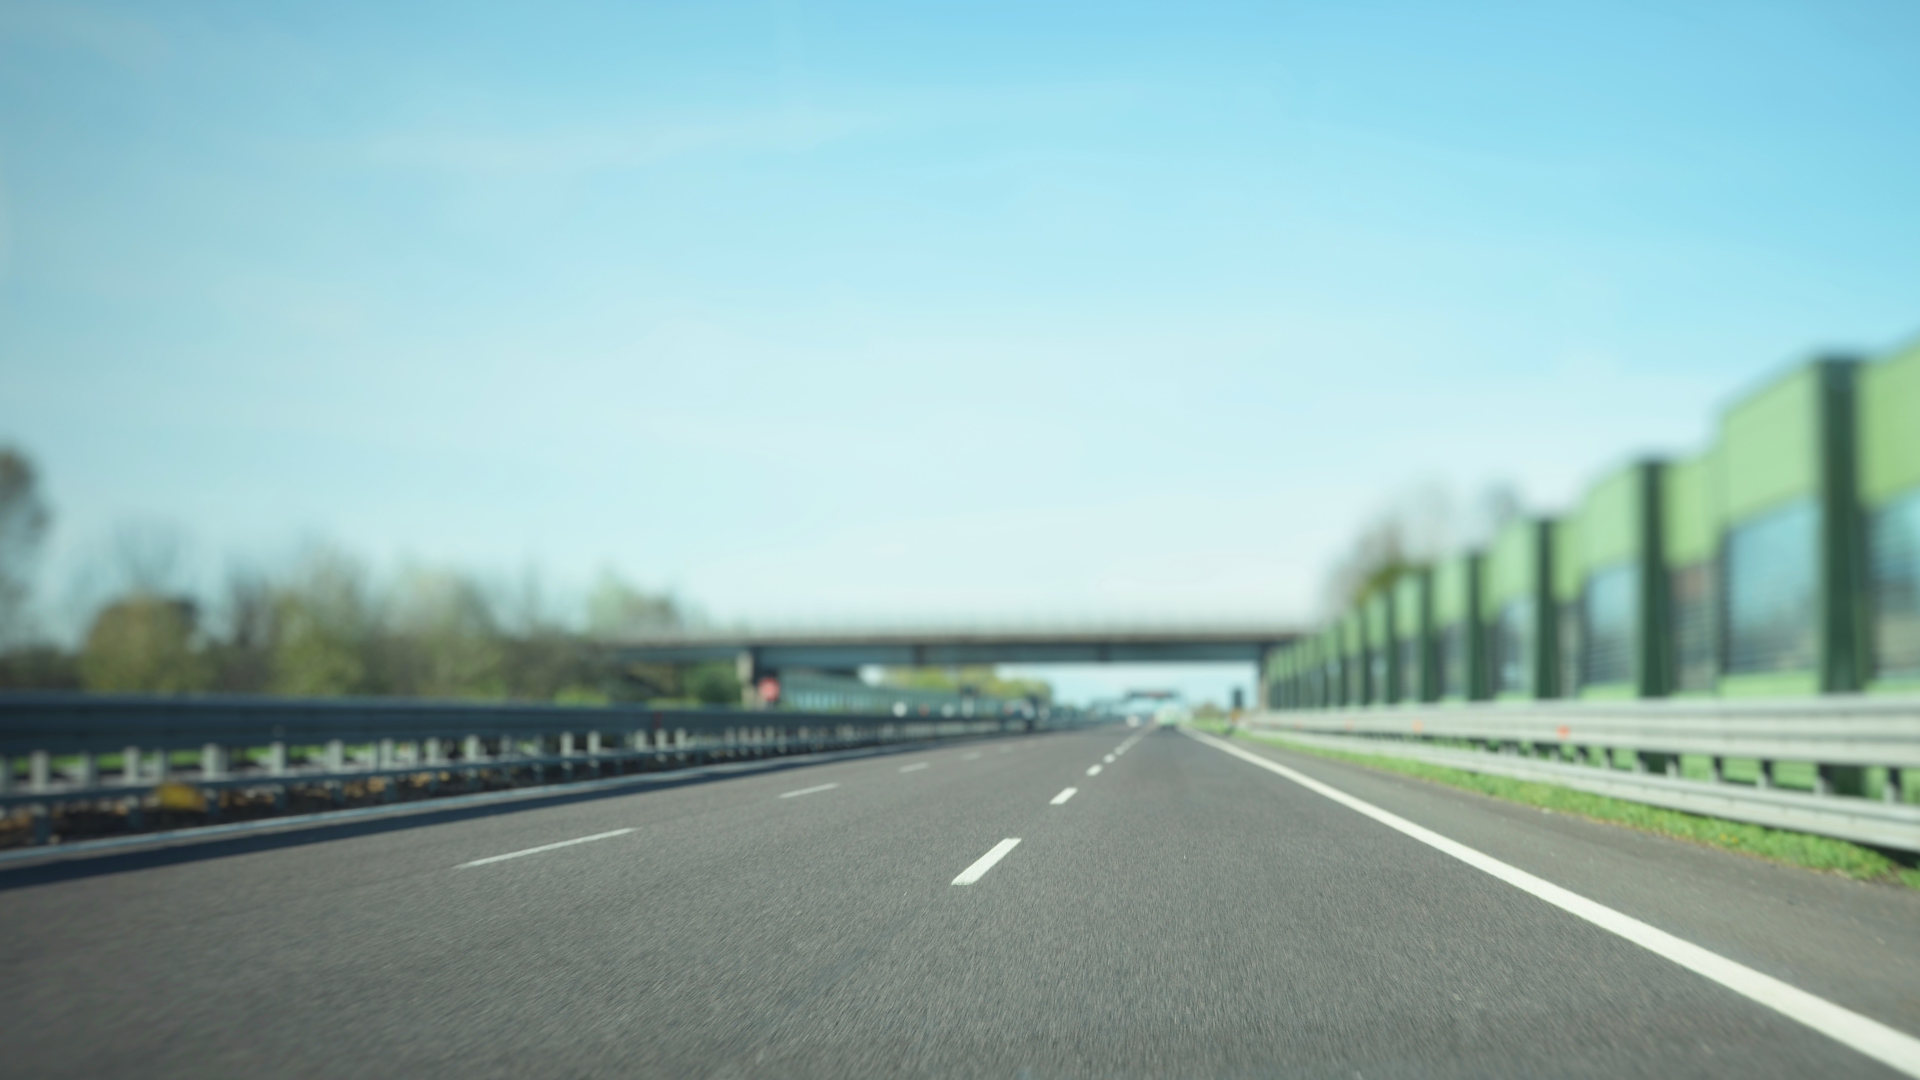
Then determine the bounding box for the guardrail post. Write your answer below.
[1756,760,1775,789]
[1818,764,1866,797]
[322,740,344,805]
[1708,756,1724,783]
[379,737,399,801]
[1888,768,1906,805]
[0,753,12,794]
[75,752,98,789]
[269,739,290,812]
[586,731,602,776]
[122,745,141,785]
[30,750,50,790]
[201,743,225,822]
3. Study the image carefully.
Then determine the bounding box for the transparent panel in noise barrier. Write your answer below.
[1723,498,1819,675]
[1582,563,1638,686]
[1669,561,1718,692]
[1397,637,1420,701]
[1370,649,1387,703]
[1558,601,1581,697]
[1492,599,1534,695]
[1871,489,1920,679]
[1439,623,1466,699]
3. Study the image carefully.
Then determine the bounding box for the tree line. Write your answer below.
[0,445,739,704]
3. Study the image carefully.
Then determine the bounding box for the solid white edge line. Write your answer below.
[779,782,840,799]
[458,828,635,868]
[1181,727,1920,1078]
[1086,764,1103,776]
[952,837,1021,884]
[900,762,930,772]
[1050,787,1078,805]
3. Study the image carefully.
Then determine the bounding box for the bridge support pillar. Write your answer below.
[738,650,763,710]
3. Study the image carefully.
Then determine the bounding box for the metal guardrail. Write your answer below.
[0,693,1084,845]
[1245,697,1920,852]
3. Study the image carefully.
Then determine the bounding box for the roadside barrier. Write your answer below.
[1245,697,1920,851]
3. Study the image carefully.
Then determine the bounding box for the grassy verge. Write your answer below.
[1213,725,1920,890]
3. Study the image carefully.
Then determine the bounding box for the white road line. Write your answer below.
[1050,787,1078,805]
[779,782,840,799]
[457,828,634,868]
[899,762,930,772]
[1086,764,1103,776]
[952,838,1021,884]
[1182,728,1920,1079]
[1103,754,1116,763]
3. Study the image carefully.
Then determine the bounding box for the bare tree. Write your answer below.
[1463,482,1524,549]
[586,569,683,640]
[0,446,51,647]
[212,563,278,692]
[111,519,186,595]
[1321,479,1524,613]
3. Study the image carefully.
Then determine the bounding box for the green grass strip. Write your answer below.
[1218,725,1920,890]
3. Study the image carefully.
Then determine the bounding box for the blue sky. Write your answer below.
[3,1,1918,702]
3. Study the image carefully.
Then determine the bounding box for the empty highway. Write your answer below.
[2,723,1917,1079]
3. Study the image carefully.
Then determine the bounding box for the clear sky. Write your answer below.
[2,1,1917,701]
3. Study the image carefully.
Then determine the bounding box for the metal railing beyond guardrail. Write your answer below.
[0,693,1085,846]
[1244,697,1920,852]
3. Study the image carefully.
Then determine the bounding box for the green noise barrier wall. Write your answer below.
[1663,450,1721,697]
[1366,591,1395,706]
[1553,511,1583,699]
[1269,339,1918,715]
[1432,552,1485,702]
[1861,341,1920,692]
[1714,358,1863,697]
[1570,460,1667,700]
[1393,568,1433,704]
[1481,518,1557,701]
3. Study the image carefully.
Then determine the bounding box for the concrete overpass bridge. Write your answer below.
[605,624,1303,697]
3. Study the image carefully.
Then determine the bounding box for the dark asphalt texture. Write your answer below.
[1,723,1916,1079]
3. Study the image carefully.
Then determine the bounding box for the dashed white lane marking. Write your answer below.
[1103,754,1116,763]
[1086,764,1103,776]
[1050,787,1078,805]
[779,782,840,799]
[900,762,930,773]
[458,828,635,868]
[962,751,982,761]
[1182,728,1920,1079]
[952,838,1021,884]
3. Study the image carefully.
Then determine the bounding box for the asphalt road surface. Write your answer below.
[3,723,1918,1079]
